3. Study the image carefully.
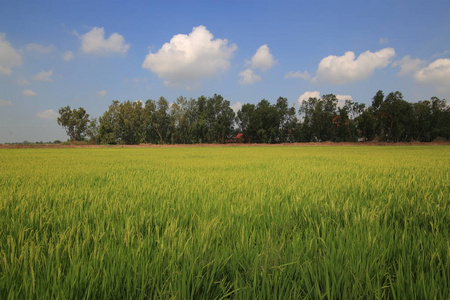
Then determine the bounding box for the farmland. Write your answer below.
[1,146,449,299]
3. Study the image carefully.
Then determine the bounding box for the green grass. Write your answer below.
[1,146,449,299]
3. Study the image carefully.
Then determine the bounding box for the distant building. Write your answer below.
[226,133,250,143]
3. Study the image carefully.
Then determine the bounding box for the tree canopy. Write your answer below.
[57,91,449,144]
[57,106,90,142]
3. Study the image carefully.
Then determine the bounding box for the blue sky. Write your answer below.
[1,0,449,143]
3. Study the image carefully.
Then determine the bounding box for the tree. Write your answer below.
[98,100,145,145]
[57,106,90,142]
[118,100,145,145]
[169,96,200,144]
[253,99,279,143]
[276,97,300,142]
[379,91,414,141]
[299,94,338,141]
[153,97,172,144]
[98,101,121,144]
[205,94,235,143]
[142,99,158,144]
[430,97,450,140]
[356,108,376,141]
[236,103,256,141]
[333,99,364,142]
[194,96,208,143]
[85,118,99,144]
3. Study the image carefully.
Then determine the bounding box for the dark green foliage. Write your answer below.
[57,106,90,142]
[58,91,449,144]
[236,97,299,143]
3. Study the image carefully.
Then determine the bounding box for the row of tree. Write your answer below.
[57,91,450,144]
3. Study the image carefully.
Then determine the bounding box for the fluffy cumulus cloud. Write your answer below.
[239,69,261,85]
[142,26,237,87]
[336,94,353,107]
[33,70,53,82]
[63,51,74,61]
[313,48,396,84]
[298,91,353,107]
[22,89,37,97]
[298,91,321,105]
[284,70,311,80]
[414,58,450,93]
[392,55,426,76]
[80,27,130,55]
[247,44,277,71]
[96,90,107,97]
[239,44,276,85]
[231,102,243,113]
[0,33,22,75]
[0,99,13,106]
[36,109,58,120]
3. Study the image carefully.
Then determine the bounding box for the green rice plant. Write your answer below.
[0,146,449,299]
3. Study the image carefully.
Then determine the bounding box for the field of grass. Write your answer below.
[1,146,449,299]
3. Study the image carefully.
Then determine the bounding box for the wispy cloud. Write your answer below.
[33,70,53,82]
[36,109,58,120]
[96,90,107,97]
[379,38,389,45]
[0,99,13,106]
[392,55,426,76]
[63,50,74,61]
[284,70,311,80]
[22,89,37,97]
[25,43,56,53]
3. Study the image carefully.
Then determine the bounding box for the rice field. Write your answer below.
[0,145,449,299]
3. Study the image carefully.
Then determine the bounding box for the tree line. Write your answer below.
[57,91,450,144]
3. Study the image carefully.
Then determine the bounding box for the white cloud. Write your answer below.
[336,94,353,101]
[37,109,58,120]
[15,77,30,85]
[96,90,107,97]
[22,89,37,97]
[336,94,353,108]
[247,44,277,71]
[131,77,147,84]
[432,50,450,59]
[379,38,389,45]
[298,91,353,108]
[392,55,426,76]
[239,68,261,85]
[313,48,396,84]
[298,91,321,106]
[63,50,74,61]
[284,70,311,80]
[80,27,130,55]
[414,58,450,93]
[231,102,243,113]
[0,33,22,75]
[33,69,53,82]
[142,25,237,87]
[0,99,12,106]
[25,43,55,53]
